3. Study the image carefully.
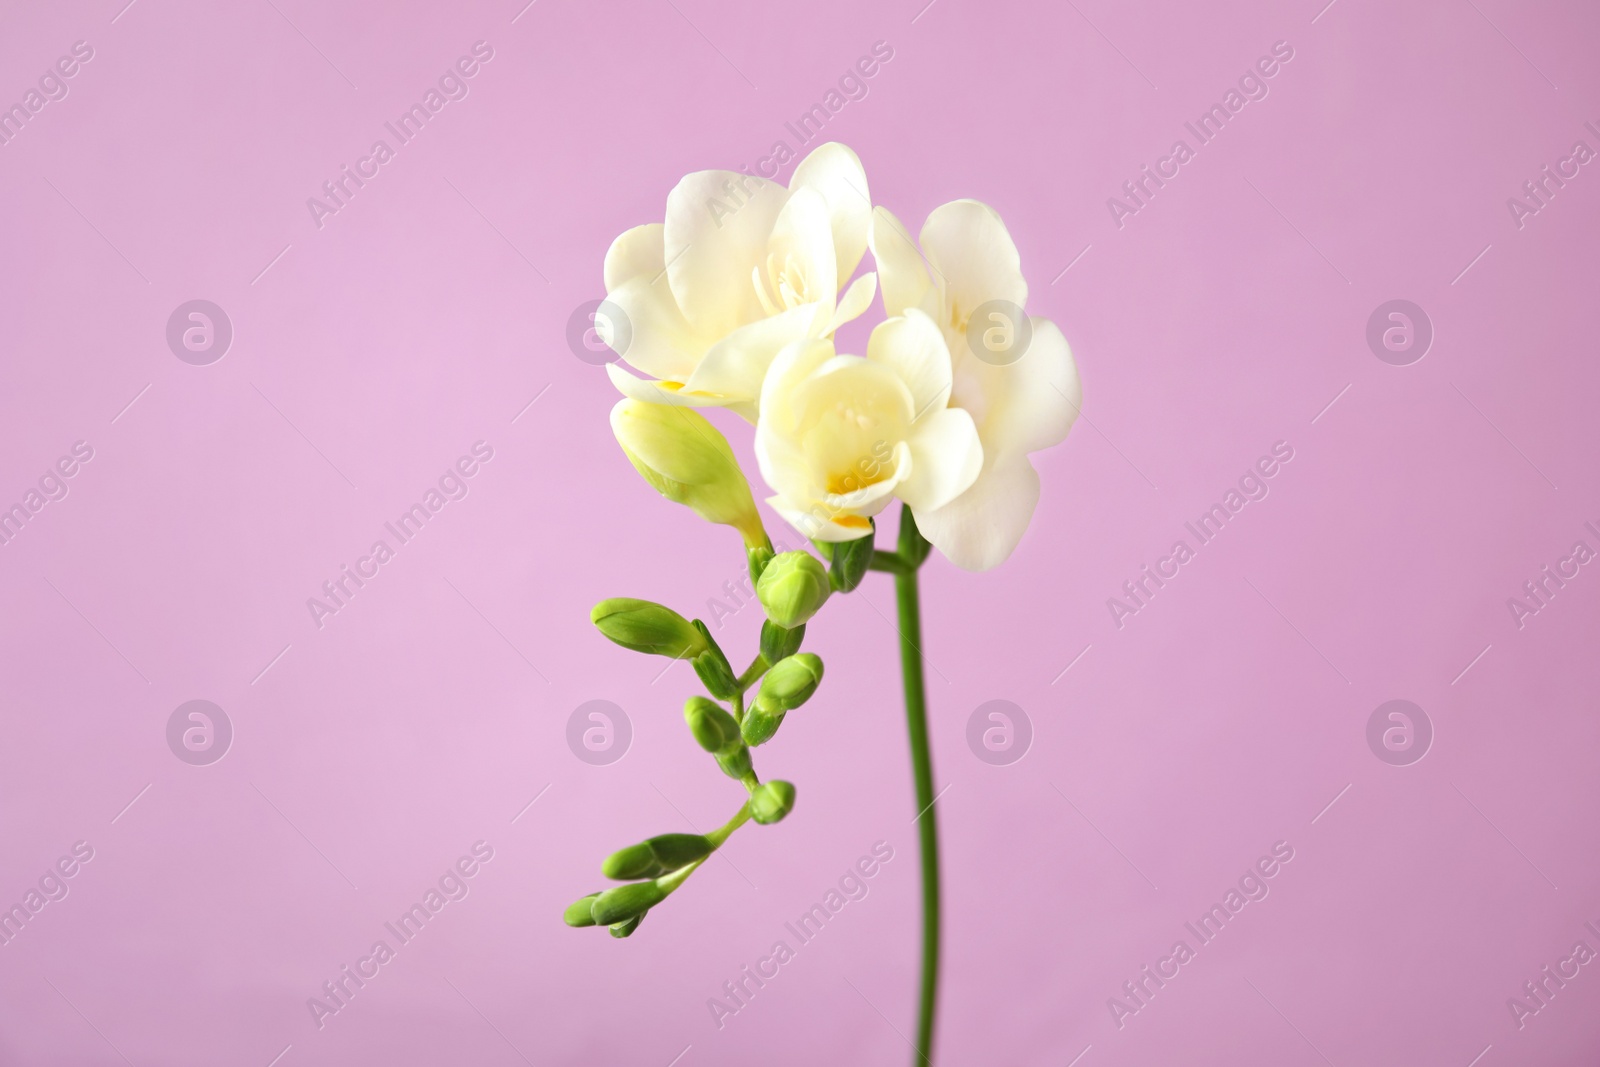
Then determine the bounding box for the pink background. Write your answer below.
[2,0,1598,1064]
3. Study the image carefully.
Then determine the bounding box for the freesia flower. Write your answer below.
[600,143,879,419]
[868,200,1082,571]
[754,310,982,542]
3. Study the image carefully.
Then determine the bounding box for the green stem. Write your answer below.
[893,536,940,1065]
[868,550,912,574]
[657,801,753,893]
[736,654,769,693]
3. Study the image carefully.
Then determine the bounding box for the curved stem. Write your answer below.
[894,557,940,1064]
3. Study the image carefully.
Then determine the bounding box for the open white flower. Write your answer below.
[868,200,1081,570]
[600,143,879,420]
[755,310,982,542]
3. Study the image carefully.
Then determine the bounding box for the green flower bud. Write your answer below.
[828,528,875,592]
[748,544,775,586]
[759,620,805,664]
[609,913,646,937]
[756,653,824,713]
[610,399,767,548]
[715,744,753,780]
[690,620,738,699]
[756,552,831,628]
[741,706,783,747]
[602,833,715,880]
[684,696,740,753]
[750,780,797,825]
[591,598,708,659]
[563,892,602,927]
[591,880,668,925]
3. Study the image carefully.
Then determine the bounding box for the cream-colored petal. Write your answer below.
[664,170,786,338]
[605,362,735,408]
[757,337,838,439]
[789,142,872,286]
[765,187,839,313]
[920,199,1027,324]
[683,304,820,404]
[963,317,1081,461]
[869,206,933,319]
[767,495,878,542]
[866,310,953,421]
[828,272,878,334]
[898,407,982,512]
[603,274,704,381]
[603,223,665,291]
[913,456,1041,572]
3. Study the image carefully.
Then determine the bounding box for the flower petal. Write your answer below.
[789,142,872,287]
[866,309,953,421]
[829,272,878,334]
[606,362,735,408]
[920,199,1027,323]
[603,274,704,381]
[766,187,839,312]
[683,303,820,405]
[869,206,934,319]
[664,170,786,339]
[603,223,665,291]
[767,495,878,542]
[913,456,1041,572]
[898,407,982,512]
[961,317,1082,461]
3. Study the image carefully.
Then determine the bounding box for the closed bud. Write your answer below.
[600,843,657,881]
[602,833,715,879]
[750,780,797,825]
[715,744,753,780]
[748,545,775,586]
[563,892,602,927]
[756,552,831,628]
[741,705,784,747]
[759,620,805,664]
[610,399,767,547]
[591,880,669,925]
[684,696,740,753]
[591,598,707,659]
[690,621,739,699]
[756,653,824,713]
[609,913,646,937]
[828,529,874,592]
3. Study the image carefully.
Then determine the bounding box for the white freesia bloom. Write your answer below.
[755,310,982,542]
[868,200,1082,570]
[600,143,879,420]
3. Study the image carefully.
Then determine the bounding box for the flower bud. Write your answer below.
[591,880,668,925]
[610,399,767,547]
[715,744,753,780]
[690,621,738,699]
[602,833,715,880]
[759,620,805,664]
[756,653,824,713]
[756,552,831,628]
[748,544,775,586]
[609,914,645,938]
[750,780,797,825]
[684,696,740,753]
[563,892,602,927]
[591,598,707,659]
[829,530,874,592]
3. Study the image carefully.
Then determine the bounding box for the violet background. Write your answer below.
[2,0,1598,1064]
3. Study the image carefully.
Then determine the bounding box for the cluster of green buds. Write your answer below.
[567,401,883,937]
